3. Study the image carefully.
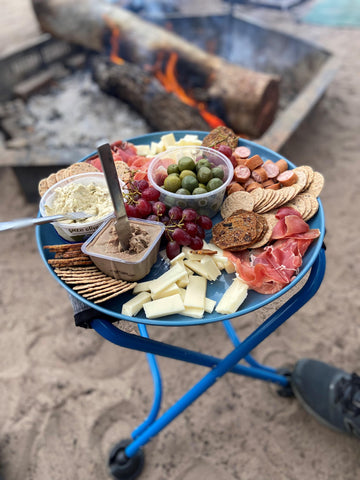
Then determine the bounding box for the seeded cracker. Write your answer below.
[220,191,254,219]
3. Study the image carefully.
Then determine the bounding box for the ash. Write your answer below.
[26,69,151,150]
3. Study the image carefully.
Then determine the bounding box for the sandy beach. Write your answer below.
[1,1,360,479]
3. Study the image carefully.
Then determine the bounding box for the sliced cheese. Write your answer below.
[121,291,152,317]
[182,307,204,319]
[215,278,248,315]
[200,256,221,281]
[143,294,184,319]
[205,297,216,314]
[161,132,176,147]
[184,275,206,309]
[169,252,186,266]
[133,280,154,293]
[150,263,187,296]
[151,282,182,300]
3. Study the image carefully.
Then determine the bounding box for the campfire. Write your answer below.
[0,1,337,201]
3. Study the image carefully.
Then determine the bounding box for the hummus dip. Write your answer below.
[45,181,113,223]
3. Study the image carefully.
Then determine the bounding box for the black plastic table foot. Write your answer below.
[276,367,295,398]
[108,438,145,480]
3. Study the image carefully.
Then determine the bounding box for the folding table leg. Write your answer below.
[93,248,326,479]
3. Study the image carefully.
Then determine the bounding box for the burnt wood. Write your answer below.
[32,0,280,137]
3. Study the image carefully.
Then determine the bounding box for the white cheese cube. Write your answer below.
[135,144,151,156]
[143,294,184,319]
[215,278,248,315]
[121,292,152,317]
[161,132,176,147]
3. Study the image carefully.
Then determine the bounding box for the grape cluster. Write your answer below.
[124,179,212,259]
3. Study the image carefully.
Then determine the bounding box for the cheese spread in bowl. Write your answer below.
[39,172,123,242]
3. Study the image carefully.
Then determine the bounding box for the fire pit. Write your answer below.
[0,10,338,201]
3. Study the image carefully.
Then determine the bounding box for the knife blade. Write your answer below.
[97,143,131,250]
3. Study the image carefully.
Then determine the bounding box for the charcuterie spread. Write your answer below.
[39,127,324,322]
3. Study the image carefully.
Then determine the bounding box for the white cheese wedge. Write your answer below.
[143,294,185,319]
[200,256,222,281]
[184,275,206,309]
[150,263,187,296]
[182,307,204,319]
[169,252,186,266]
[161,132,176,147]
[151,282,182,300]
[205,297,216,314]
[135,144,151,156]
[121,291,152,317]
[215,278,248,315]
[133,280,154,293]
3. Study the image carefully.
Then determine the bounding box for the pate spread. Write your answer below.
[45,182,113,223]
[86,218,162,262]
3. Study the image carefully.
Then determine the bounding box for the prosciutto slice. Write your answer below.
[224,207,320,294]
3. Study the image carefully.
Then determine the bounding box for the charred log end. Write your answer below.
[255,79,280,137]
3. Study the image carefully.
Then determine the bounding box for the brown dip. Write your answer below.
[86,218,161,262]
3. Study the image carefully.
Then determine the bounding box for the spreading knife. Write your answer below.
[97,143,131,250]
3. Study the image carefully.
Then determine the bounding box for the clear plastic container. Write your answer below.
[147,146,234,218]
[39,172,124,242]
[81,216,165,281]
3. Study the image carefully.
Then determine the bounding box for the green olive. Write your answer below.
[206,177,223,191]
[163,174,181,192]
[197,166,213,184]
[181,175,199,193]
[211,166,225,180]
[178,156,196,172]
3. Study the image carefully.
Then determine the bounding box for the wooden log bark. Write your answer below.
[32,0,280,137]
[91,57,210,132]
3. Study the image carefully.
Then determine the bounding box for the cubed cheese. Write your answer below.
[215,278,248,315]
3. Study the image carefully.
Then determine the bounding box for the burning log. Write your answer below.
[32,0,280,137]
[91,57,209,131]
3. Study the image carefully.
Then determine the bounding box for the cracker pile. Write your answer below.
[44,244,136,304]
[38,160,132,197]
[38,162,99,197]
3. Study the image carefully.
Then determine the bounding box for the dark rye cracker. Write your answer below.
[212,210,261,251]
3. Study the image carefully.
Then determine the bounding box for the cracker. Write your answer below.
[301,193,319,221]
[55,168,68,183]
[306,171,324,197]
[250,213,276,248]
[254,189,276,213]
[297,166,314,189]
[284,196,307,218]
[38,178,49,197]
[115,161,132,183]
[46,173,58,188]
[93,283,136,304]
[292,169,308,193]
[68,162,98,176]
[220,191,254,219]
[212,211,259,250]
[249,188,265,210]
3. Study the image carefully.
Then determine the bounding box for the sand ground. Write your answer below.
[1,1,360,479]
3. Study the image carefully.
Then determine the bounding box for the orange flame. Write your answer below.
[155,52,225,129]
[109,25,124,65]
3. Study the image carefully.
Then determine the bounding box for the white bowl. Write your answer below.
[39,172,124,242]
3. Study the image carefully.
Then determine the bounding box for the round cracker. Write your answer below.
[220,191,254,219]
[293,168,308,193]
[250,187,265,209]
[55,168,68,183]
[306,171,324,197]
[38,178,49,197]
[68,162,99,176]
[250,212,277,248]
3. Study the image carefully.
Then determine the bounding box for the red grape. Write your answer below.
[189,236,203,250]
[217,144,233,159]
[125,204,140,218]
[172,228,192,246]
[141,187,160,201]
[137,179,149,192]
[195,224,205,239]
[182,208,197,222]
[152,201,167,216]
[166,241,181,260]
[197,215,212,230]
[136,198,152,217]
[184,222,198,237]
[168,206,183,221]
[147,214,159,222]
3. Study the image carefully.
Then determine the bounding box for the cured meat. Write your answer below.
[224,207,320,294]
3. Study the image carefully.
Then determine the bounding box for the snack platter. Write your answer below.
[36,131,325,327]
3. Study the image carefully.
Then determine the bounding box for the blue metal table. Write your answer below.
[36,132,326,479]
